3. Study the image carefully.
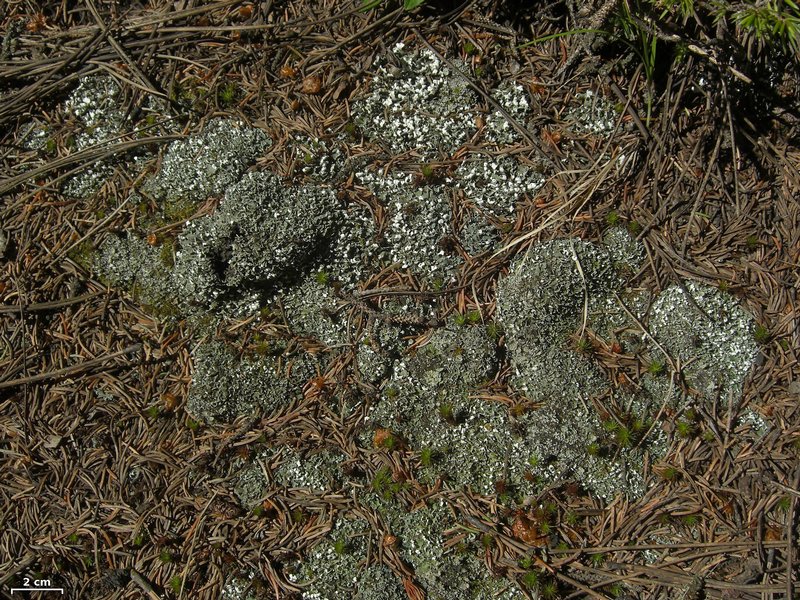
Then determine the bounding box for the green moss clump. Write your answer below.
[67,240,97,271]
[218,82,238,106]
[419,446,434,468]
[169,576,182,594]
[158,238,175,267]
[163,197,198,223]
[753,323,771,344]
[647,359,666,376]
[371,466,406,501]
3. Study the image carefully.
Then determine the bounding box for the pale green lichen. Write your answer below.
[493,235,758,500]
[403,324,498,396]
[495,236,664,499]
[353,565,407,600]
[142,118,269,205]
[519,379,668,499]
[603,226,645,272]
[186,341,317,423]
[458,210,500,256]
[288,517,386,600]
[567,90,618,135]
[587,288,652,341]
[355,323,405,385]
[221,571,275,600]
[234,446,345,509]
[354,42,476,156]
[290,134,347,182]
[484,81,531,145]
[56,75,172,198]
[363,325,527,494]
[370,500,524,600]
[648,280,757,400]
[171,171,340,312]
[496,239,618,367]
[382,185,460,282]
[453,155,544,218]
[281,276,344,346]
[272,446,346,491]
[92,233,177,317]
[234,463,269,510]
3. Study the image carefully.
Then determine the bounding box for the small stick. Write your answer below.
[0,292,103,314]
[786,465,799,600]
[0,343,142,390]
[569,239,588,338]
[178,492,218,599]
[129,569,162,600]
[611,292,678,373]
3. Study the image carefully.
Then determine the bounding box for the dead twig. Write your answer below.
[0,343,142,390]
[0,292,104,314]
[129,568,162,600]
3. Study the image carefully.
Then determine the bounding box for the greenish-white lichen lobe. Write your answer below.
[497,239,618,366]
[60,76,126,197]
[92,118,273,318]
[233,462,269,510]
[434,554,526,600]
[453,155,544,219]
[186,341,317,423]
[385,185,460,280]
[271,446,346,491]
[363,324,535,494]
[234,446,346,509]
[403,324,497,396]
[324,201,384,287]
[370,500,524,600]
[355,322,406,385]
[356,167,459,282]
[142,118,269,206]
[289,517,403,600]
[484,81,531,145]
[496,236,657,499]
[354,42,476,156]
[585,228,649,339]
[649,280,757,400]
[171,171,340,311]
[520,393,651,499]
[54,75,167,197]
[603,226,646,271]
[281,277,343,346]
[566,90,619,135]
[390,501,451,597]
[280,201,384,346]
[93,233,175,309]
[458,210,501,257]
[353,565,407,600]
[222,571,274,600]
[289,134,348,182]
[351,46,545,280]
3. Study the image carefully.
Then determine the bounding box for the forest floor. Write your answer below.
[1,1,799,599]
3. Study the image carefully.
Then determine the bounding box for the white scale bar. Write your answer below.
[10,589,65,594]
